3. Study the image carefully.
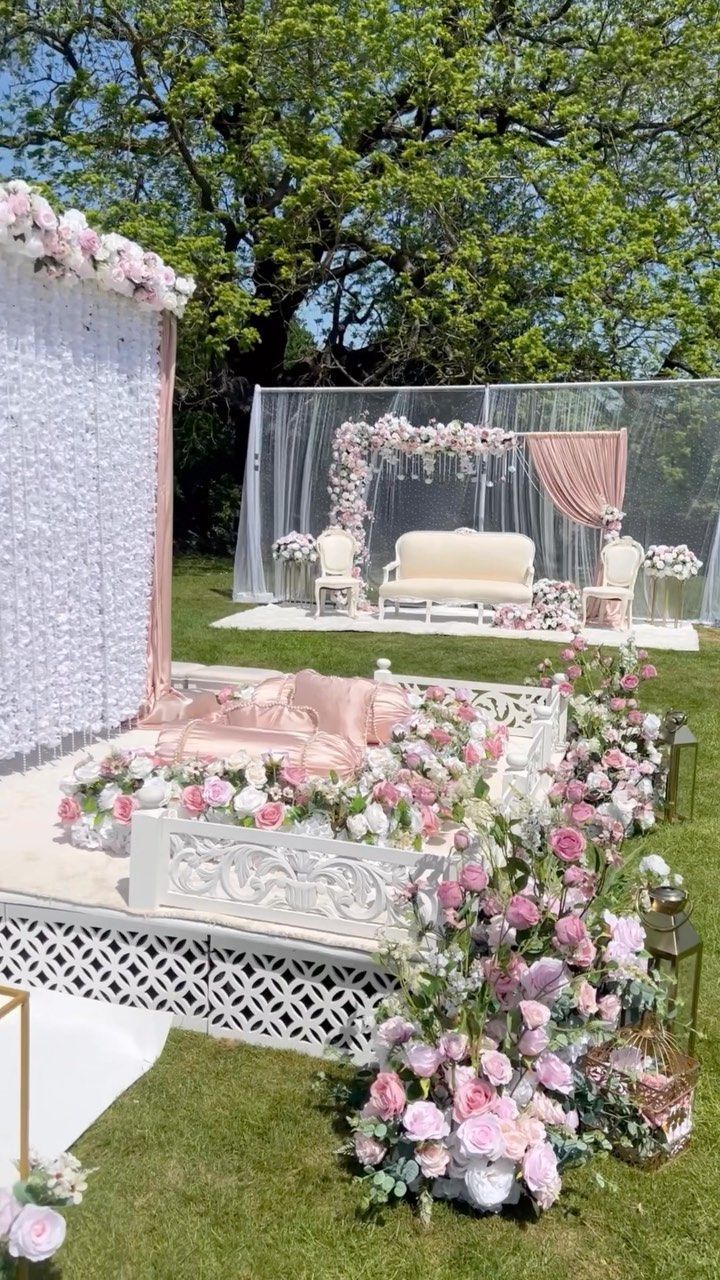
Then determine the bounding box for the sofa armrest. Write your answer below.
[524,565,535,589]
[382,558,400,583]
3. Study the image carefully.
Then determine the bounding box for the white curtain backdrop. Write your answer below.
[233,381,720,623]
[0,255,161,761]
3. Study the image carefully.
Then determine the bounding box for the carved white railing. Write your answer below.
[502,724,546,800]
[129,814,451,942]
[373,658,567,765]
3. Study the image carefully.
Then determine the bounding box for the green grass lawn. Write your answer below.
[58,557,720,1279]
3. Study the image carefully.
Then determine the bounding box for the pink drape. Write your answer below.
[526,430,628,627]
[144,313,176,710]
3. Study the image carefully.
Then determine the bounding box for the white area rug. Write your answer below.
[212,603,699,652]
[0,987,171,1185]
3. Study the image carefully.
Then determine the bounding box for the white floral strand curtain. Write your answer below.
[0,255,161,761]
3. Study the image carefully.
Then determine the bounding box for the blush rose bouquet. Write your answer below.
[0,1149,94,1272]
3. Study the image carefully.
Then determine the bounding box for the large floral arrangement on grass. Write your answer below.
[0,179,194,315]
[642,544,702,581]
[0,1151,92,1275]
[345,808,670,1219]
[58,686,506,854]
[271,532,318,564]
[493,579,581,633]
[328,415,516,568]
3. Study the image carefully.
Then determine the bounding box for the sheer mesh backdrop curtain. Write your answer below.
[233,382,720,623]
[0,257,161,761]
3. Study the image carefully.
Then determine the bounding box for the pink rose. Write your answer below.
[602,748,628,770]
[375,1016,414,1047]
[486,732,505,761]
[518,1026,549,1056]
[549,826,586,863]
[619,673,639,691]
[255,801,286,830]
[558,682,573,697]
[480,1049,513,1087]
[57,796,81,823]
[112,794,139,824]
[522,957,569,1006]
[280,763,307,788]
[420,804,440,837]
[566,663,582,680]
[456,703,477,722]
[519,999,551,1030]
[457,1113,504,1160]
[373,780,400,805]
[78,227,101,256]
[609,697,627,711]
[463,740,485,766]
[430,727,452,746]
[548,782,566,802]
[499,1118,529,1161]
[181,784,207,816]
[576,980,598,1016]
[459,861,488,892]
[354,1132,386,1166]
[522,1142,561,1209]
[535,1052,573,1095]
[553,914,588,950]
[412,782,436,805]
[597,993,622,1025]
[518,1113,548,1146]
[453,829,472,853]
[415,1140,450,1178]
[437,880,464,910]
[424,685,446,702]
[8,1204,66,1263]
[368,1071,406,1120]
[570,802,595,825]
[452,1077,495,1122]
[605,913,645,962]
[641,664,657,679]
[439,1031,468,1062]
[404,1042,443,1077]
[216,685,234,704]
[402,1100,450,1141]
[202,776,235,808]
[505,894,540,930]
[565,779,586,803]
[572,935,597,969]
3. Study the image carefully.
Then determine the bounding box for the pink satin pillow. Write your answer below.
[300,732,363,781]
[292,669,375,746]
[222,700,318,734]
[153,721,361,781]
[139,689,220,727]
[251,674,296,704]
[369,684,412,744]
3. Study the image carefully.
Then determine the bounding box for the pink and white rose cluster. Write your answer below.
[0,178,195,315]
[271,532,318,564]
[0,1149,93,1268]
[493,580,581,632]
[642,544,702,581]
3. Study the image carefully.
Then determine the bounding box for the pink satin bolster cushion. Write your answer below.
[222,700,318,733]
[292,669,376,745]
[154,721,361,781]
[369,684,412,744]
[251,674,296,704]
[139,689,220,726]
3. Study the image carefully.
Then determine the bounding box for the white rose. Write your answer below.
[364,802,390,838]
[70,817,100,850]
[136,776,170,808]
[98,782,121,811]
[346,813,369,841]
[233,786,267,815]
[642,713,661,741]
[59,776,79,796]
[292,814,334,839]
[129,754,153,779]
[463,1157,519,1210]
[227,750,250,769]
[245,761,268,788]
[74,759,101,784]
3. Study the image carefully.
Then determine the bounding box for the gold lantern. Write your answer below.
[641,885,702,1055]
[660,711,698,822]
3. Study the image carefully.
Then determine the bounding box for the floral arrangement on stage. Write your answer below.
[642,544,702,581]
[536,636,662,839]
[0,179,195,315]
[492,579,581,633]
[271,532,318,564]
[345,808,670,1218]
[601,504,625,540]
[328,415,516,569]
[58,687,506,854]
[0,1150,93,1272]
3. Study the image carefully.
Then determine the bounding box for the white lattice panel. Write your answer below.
[0,908,209,1019]
[209,937,395,1058]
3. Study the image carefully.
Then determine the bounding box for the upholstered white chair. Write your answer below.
[582,537,644,629]
[314,527,360,619]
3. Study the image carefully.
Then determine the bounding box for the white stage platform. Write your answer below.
[212,602,699,651]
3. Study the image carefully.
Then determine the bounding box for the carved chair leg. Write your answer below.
[425,600,432,625]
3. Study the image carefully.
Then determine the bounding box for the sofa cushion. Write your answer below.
[154,721,360,781]
[251,673,296,703]
[293,669,376,745]
[369,683,413,744]
[223,700,319,733]
[378,578,533,605]
[394,530,534,583]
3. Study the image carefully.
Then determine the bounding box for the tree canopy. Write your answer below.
[3,0,720,544]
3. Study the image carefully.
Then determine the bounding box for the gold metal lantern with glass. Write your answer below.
[641,885,702,1055]
[660,710,698,822]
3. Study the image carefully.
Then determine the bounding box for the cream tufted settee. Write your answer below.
[378,530,535,623]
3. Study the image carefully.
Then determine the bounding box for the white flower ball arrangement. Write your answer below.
[643,544,702,581]
[271,532,318,564]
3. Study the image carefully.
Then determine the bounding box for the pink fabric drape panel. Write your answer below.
[145,313,176,709]
[526,430,628,626]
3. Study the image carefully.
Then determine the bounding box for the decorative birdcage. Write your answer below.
[583,1020,699,1166]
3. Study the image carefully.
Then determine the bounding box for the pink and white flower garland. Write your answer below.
[0,179,195,315]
